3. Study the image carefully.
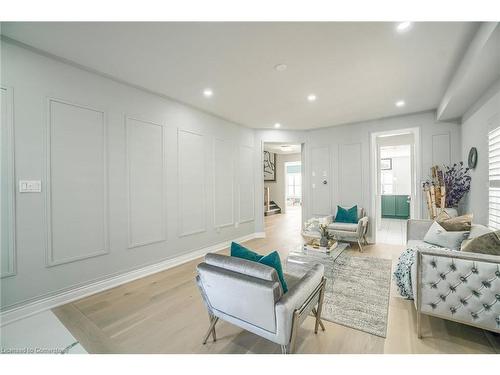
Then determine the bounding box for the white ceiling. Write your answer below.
[437,23,500,121]
[1,22,479,129]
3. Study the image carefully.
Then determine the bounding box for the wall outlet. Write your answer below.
[234,222,239,228]
[19,180,42,193]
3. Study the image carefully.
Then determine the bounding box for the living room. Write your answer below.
[1,1,500,373]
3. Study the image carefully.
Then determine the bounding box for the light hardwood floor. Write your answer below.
[53,208,499,354]
[376,218,407,245]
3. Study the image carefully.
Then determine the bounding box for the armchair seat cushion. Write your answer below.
[328,222,358,232]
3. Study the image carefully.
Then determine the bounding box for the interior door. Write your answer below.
[310,147,331,216]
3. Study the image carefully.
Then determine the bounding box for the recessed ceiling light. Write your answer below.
[307,94,317,102]
[274,64,288,72]
[274,123,281,128]
[395,100,406,107]
[203,88,213,97]
[396,22,412,33]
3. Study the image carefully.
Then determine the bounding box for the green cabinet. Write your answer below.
[381,195,410,219]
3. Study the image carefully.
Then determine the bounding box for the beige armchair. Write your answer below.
[327,207,369,251]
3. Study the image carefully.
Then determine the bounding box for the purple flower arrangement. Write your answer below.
[444,162,471,207]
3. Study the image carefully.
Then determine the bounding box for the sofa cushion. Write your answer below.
[423,221,469,250]
[328,222,358,232]
[437,213,473,231]
[335,205,358,223]
[407,239,444,251]
[460,224,493,250]
[461,230,500,255]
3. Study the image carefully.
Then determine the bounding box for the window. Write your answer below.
[489,126,500,229]
[285,162,301,206]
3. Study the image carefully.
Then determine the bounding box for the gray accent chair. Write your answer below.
[407,220,500,336]
[327,207,369,251]
[196,253,326,354]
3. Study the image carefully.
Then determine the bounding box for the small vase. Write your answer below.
[320,235,328,247]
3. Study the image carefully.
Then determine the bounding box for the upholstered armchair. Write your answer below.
[327,207,369,251]
[407,220,500,336]
[196,253,326,354]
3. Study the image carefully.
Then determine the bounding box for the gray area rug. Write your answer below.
[321,251,392,338]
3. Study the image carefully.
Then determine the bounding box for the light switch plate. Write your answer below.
[19,180,42,193]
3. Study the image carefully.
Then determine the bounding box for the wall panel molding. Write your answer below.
[177,129,207,237]
[125,116,166,249]
[1,86,17,278]
[45,97,109,267]
[213,137,234,228]
[238,145,255,224]
[431,132,451,166]
[339,142,363,206]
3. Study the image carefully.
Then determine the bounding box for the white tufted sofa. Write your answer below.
[407,220,500,336]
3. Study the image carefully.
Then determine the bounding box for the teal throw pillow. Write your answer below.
[336,205,358,223]
[258,251,288,293]
[230,242,262,262]
[230,242,288,293]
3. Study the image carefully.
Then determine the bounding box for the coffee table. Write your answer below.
[285,241,350,277]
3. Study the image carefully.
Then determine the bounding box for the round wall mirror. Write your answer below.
[468,147,478,169]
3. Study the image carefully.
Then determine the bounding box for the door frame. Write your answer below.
[370,127,421,244]
[260,141,305,225]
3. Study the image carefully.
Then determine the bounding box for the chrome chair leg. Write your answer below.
[314,278,326,333]
[202,316,218,344]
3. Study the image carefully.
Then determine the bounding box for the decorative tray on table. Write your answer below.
[303,238,338,253]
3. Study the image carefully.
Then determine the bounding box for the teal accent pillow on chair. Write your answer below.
[258,251,288,293]
[230,242,262,262]
[230,242,288,293]
[336,205,358,223]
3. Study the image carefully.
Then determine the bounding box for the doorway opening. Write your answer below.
[263,143,302,221]
[371,129,420,245]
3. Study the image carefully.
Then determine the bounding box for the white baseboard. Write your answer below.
[0,232,261,327]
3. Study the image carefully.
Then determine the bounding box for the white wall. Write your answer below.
[254,113,461,237]
[0,41,258,310]
[304,111,461,239]
[461,79,500,225]
[264,152,301,212]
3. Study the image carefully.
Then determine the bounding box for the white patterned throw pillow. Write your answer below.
[423,221,469,250]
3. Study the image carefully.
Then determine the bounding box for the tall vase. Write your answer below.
[320,235,328,247]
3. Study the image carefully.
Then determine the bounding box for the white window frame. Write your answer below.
[488,126,500,230]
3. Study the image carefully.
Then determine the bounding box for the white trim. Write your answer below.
[45,97,110,267]
[370,127,421,244]
[212,137,235,228]
[0,86,17,278]
[0,232,262,327]
[177,128,207,237]
[238,144,255,224]
[125,116,167,249]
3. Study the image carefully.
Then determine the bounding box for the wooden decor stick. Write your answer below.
[430,184,437,219]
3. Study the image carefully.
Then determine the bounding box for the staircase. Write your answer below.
[264,186,281,216]
[265,201,282,216]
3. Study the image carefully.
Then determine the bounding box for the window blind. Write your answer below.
[489,126,500,229]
